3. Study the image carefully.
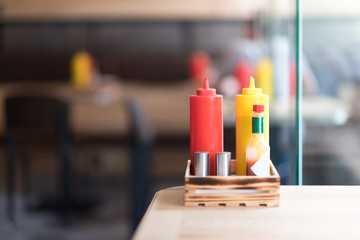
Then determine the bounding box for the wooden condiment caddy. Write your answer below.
[184,159,280,207]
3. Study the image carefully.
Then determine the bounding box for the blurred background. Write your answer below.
[0,0,360,239]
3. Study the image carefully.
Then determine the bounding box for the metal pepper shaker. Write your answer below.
[194,152,209,177]
[216,152,231,176]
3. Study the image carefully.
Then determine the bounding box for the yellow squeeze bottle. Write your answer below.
[236,76,269,176]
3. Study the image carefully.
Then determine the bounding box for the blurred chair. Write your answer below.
[127,99,155,231]
[5,96,72,225]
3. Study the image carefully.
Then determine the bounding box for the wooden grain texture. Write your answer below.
[184,160,280,207]
[1,0,265,20]
[6,0,354,21]
[133,186,360,240]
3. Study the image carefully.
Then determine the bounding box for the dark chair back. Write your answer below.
[5,96,69,143]
[127,99,155,231]
[5,96,72,224]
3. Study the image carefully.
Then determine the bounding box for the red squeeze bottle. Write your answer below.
[234,60,253,93]
[190,77,223,175]
[189,51,211,85]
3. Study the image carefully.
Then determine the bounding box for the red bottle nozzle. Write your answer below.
[253,104,264,112]
[203,77,209,89]
[197,77,216,96]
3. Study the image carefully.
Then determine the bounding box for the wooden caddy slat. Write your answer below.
[184,159,280,207]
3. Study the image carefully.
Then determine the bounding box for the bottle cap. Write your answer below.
[253,104,264,112]
[216,152,231,176]
[194,152,209,176]
[197,77,216,96]
[242,76,262,95]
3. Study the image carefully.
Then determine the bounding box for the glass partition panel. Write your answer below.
[218,0,299,184]
[302,0,360,184]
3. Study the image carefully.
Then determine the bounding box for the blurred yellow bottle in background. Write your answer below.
[70,51,94,89]
[256,58,273,100]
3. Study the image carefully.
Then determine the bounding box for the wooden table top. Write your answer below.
[133,186,360,240]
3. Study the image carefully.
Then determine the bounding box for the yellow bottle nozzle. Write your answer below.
[242,76,262,95]
[249,76,255,88]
